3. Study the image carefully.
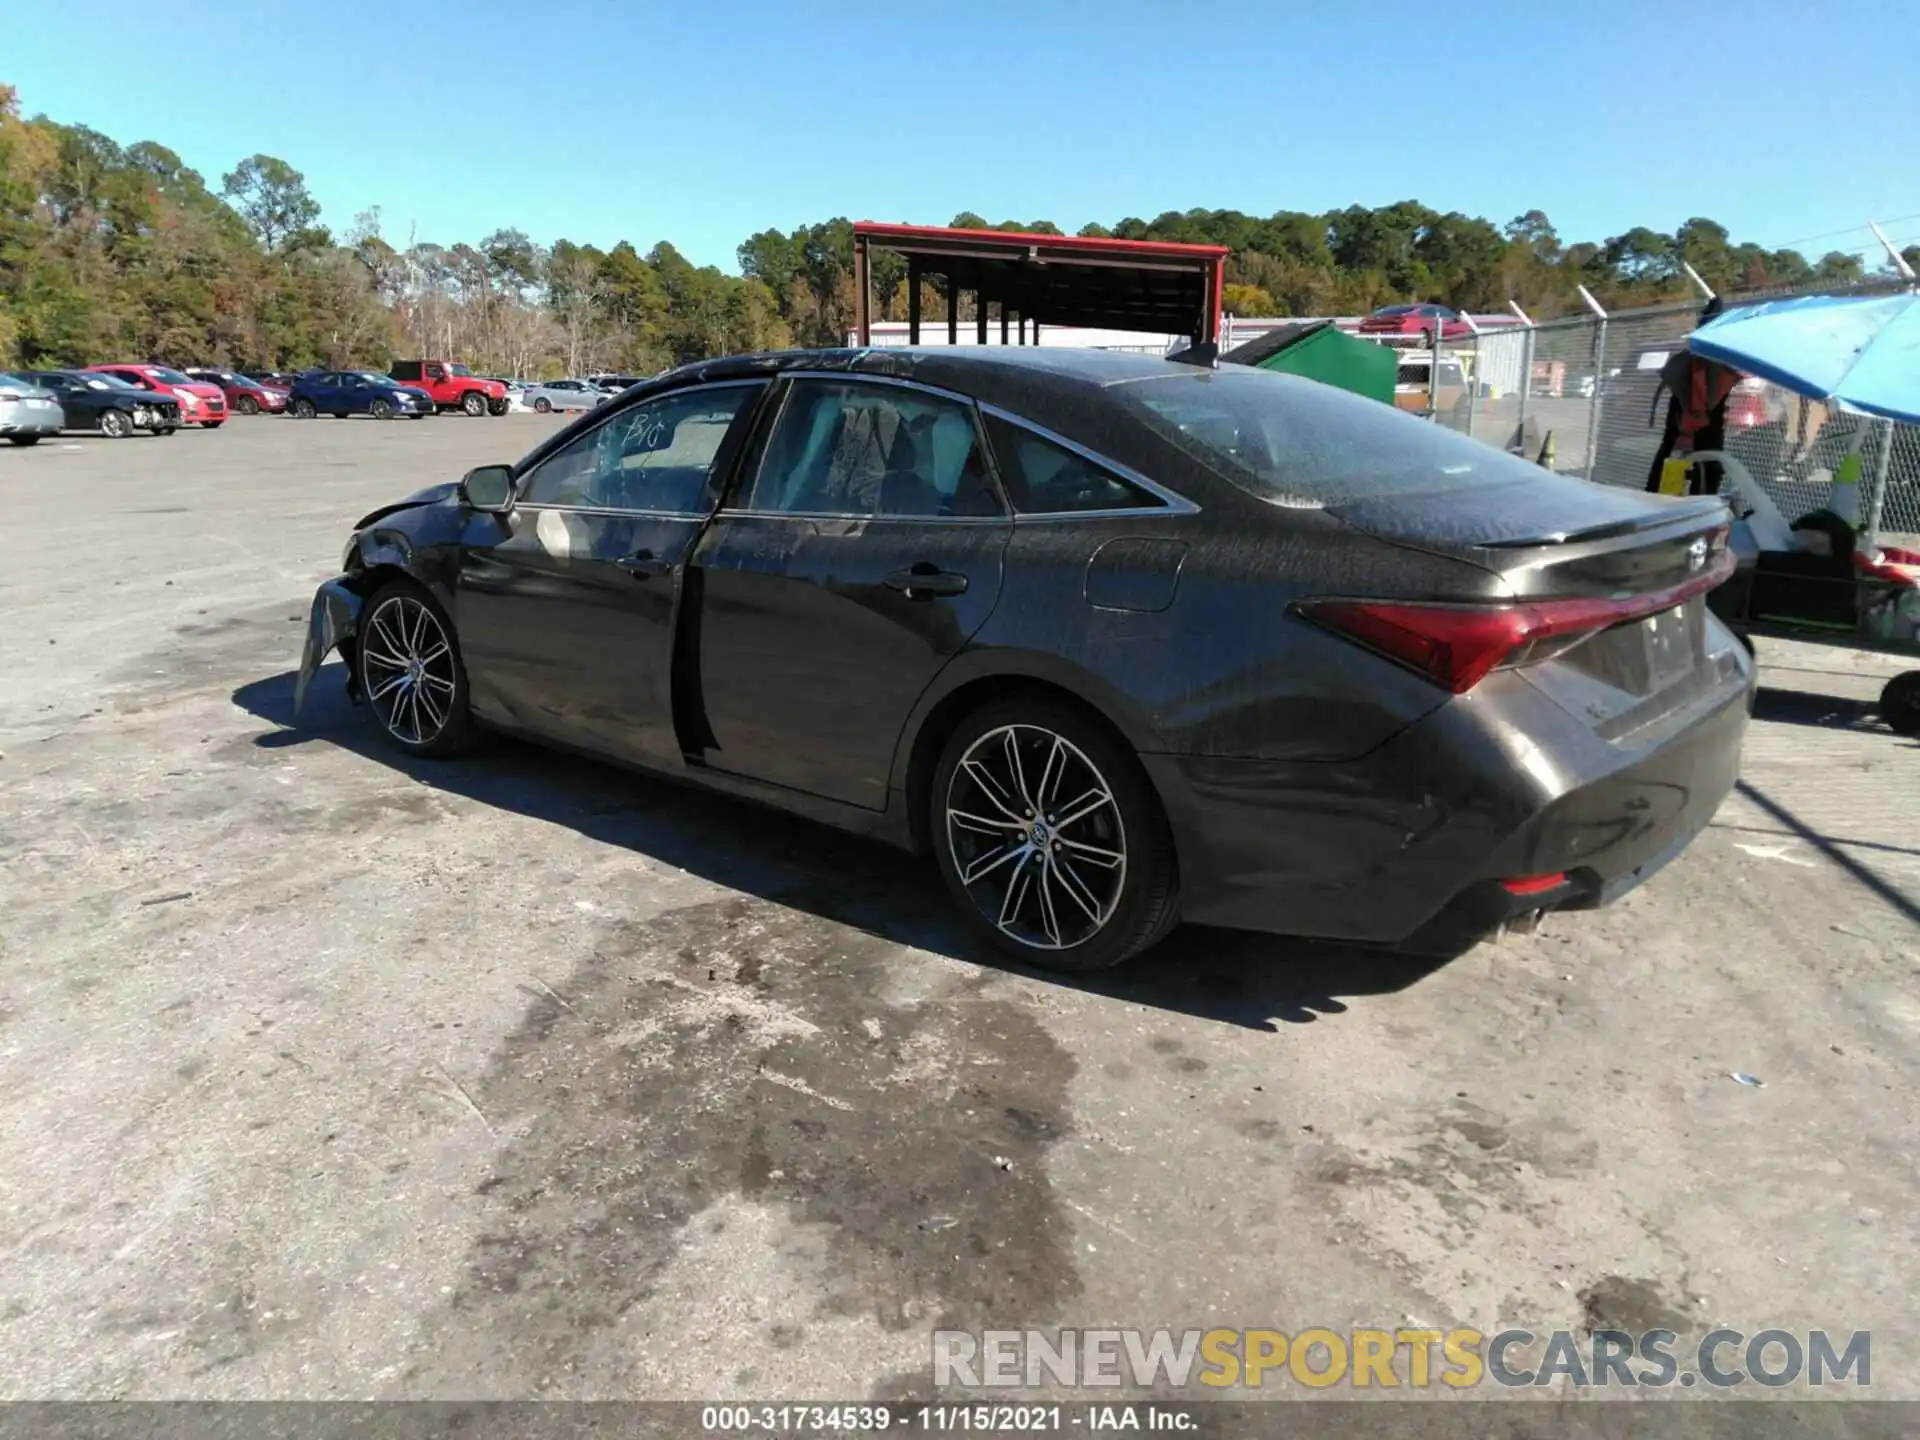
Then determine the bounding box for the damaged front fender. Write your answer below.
[294,577,364,716]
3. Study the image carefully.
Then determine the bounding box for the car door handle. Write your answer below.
[616,550,671,580]
[884,564,969,599]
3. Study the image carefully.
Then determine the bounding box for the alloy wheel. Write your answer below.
[100,409,132,438]
[370,399,392,420]
[360,594,458,746]
[943,724,1127,952]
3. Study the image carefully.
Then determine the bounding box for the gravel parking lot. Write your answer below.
[2,416,1917,1407]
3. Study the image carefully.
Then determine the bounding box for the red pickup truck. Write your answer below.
[388,361,508,416]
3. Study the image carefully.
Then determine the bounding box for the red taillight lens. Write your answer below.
[1298,542,1735,694]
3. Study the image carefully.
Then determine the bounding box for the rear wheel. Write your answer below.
[356,581,474,757]
[290,397,316,419]
[534,396,552,413]
[461,391,486,417]
[236,395,260,416]
[99,409,133,439]
[1881,671,1920,736]
[931,698,1179,971]
[487,397,509,416]
[369,398,393,420]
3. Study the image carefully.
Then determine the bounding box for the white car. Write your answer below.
[521,378,610,414]
[0,372,66,446]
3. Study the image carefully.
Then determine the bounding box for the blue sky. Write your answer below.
[11,0,1918,270]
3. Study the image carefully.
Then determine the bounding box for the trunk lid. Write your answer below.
[1324,476,1744,741]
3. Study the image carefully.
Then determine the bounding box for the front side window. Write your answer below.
[982,413,1162,514]
[520,384,762,513]
[738,380,1001,519]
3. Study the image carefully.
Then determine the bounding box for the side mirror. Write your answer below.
[461,464,515,513]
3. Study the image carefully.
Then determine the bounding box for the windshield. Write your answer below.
[1118,367,1546,507]
[150,367,193,385]
[450,364,472,377]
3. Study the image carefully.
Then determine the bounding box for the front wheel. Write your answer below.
[290,397,316,418]
[1881,671,1920,737]
[355,581,475,757]
[369,398,393,420]
[931,698,1179,971]
[99,409,133,439]
[488,397,509,416]
[461,391,486,417]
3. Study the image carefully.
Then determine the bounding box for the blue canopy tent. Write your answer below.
[1688,291,1920,425]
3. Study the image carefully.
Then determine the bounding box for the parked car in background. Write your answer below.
[86,364,227,427]
[184,368,288,415]
[0,372,66,445]
[19,370,181,437]
[521,378,611,413]
[387,360,508,416]
[287,370,434,420]
[295,347,1751,972]
[1393,350,1470,416]
[243,371,301,389]
[1360,303,1472,344]
[588,373,649,392]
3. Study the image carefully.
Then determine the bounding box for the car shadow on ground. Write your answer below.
[234,666,1454,1033]
[1750,684,1892,732]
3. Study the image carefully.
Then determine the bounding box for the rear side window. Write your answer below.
[982,413,1162,514]
[1119,367,1546,506]
[740,380,1002,519]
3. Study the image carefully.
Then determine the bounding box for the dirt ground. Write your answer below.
[1,415,1915,1409]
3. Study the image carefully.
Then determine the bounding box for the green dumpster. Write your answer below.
[1221,320,1396,406]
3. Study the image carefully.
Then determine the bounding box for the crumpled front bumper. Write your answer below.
[294,577,363,716]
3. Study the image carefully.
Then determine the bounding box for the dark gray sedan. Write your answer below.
[296,347,1752,970]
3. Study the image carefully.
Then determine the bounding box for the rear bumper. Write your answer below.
[0,404,64,435]
[1144,660,1752,947]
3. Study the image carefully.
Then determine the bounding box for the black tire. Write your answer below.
[155,425,177,437]
[355,580,475,757]
[1881,671,1920,737]
[533,396,552,414]
[200,421,223,429]
[461,391,486,417]
[8,434,44,446]
[236,394,260,416]
[487,397,509,416]
[369,398,393,420]
[930,697,1179,971]
[290,397,316,419]
[99,409,133,439]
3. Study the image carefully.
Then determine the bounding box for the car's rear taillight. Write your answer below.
[1297,544,1735,693]
[0,390,21,402]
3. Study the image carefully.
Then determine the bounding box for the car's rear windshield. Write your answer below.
[1116,367,1545,507]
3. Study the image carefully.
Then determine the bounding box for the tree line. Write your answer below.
[3,83,1911,378]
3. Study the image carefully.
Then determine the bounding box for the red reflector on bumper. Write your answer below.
[1501,873,1568,897]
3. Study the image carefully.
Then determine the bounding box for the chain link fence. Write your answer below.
[1435,283,1920,547]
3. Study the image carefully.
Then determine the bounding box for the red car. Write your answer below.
[1358,303,1473,344]
[184,367,288,415]
[87,364,228,428]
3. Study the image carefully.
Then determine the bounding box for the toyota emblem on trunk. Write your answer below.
[1687,538,1709,571]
